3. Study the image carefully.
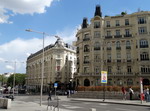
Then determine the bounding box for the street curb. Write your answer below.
[70,99,150,107]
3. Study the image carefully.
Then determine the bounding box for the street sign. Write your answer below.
[54,83,58,88]
[101,71,107,83]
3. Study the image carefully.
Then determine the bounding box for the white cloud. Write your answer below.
[6,65,14,70]
[0,26,77,73]
[0,0,57,24]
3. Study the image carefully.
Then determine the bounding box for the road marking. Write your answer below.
[99,103,108,105]
[115,108,137,111]
[61,104,82,109]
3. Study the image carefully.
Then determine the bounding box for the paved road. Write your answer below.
[14,95,150,111]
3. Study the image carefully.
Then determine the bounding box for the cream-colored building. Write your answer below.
[75,5,150,87]
[26,39,76,92]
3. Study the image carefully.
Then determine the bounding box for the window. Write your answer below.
[83,33,90,41]
[116,20,120,26]
[127,66,132,73]
[127,79,133,86]
[138,17,146,24]
[84,45,90,52]
[125,19,129,25]
[108,79,113,85]
[77,36,80,41]
[116,41,121,49]
[117,66,121,73]
[94,31,100,38]
[95,67,99,74]
[84,67,89,73]
[107,42,111,50]
[140,39,148,48]
[107,54,111,60]
[77,47,79,53]
[94,42,100,50]
[125,29,130,35]
[117,53,121,59]
[138,27,147,34]
[94,54,100,62]
[140,52,149,60]
[141,66,150,74]
[84,55,89,62]
[106,31,111,36]
[108,66,112,73]
[126,41,131,49]
[106,21,110,27]
[127,53,131,60]
[116,30,120,36]
[94,21,100,28]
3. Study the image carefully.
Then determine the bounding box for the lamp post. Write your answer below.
[25,29,60,106]
[5,61,24,97]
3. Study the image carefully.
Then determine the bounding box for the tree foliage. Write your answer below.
[7,73,26,87]
[0,75,8,85]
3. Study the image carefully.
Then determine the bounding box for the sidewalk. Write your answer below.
[70,98,150,107]
[0,100,71,111]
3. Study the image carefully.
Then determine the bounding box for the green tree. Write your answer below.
[7,73,26,87]
[0,75,8,86]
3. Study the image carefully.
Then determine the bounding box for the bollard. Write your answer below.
[90,108,96,111]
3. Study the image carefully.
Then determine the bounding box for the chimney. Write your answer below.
[82,17,88,29]
[94,5,102,17]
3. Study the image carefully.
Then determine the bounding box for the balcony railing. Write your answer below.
[126,46,131,49]
[83,61,90,64]
[127,60,131,62]
[94,47,101,50]
[140,45,149,48]
[84,49,90,52]
[107,47,111,50]
[117,59,121,62]
[140,58,149,61]
[116,47,121,50]
[107,59,111,62]
[124,34,132,37]
[83,38,90,41]
[114,35,122,38]
[105,36,112,39]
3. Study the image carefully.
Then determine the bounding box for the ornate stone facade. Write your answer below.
[75,5,150,87]
[26,39,76,92]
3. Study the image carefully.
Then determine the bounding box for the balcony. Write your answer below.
[126,46,131,49]
[107,59,111,63]
[114,35,122,38]
[117,59,121,62]
[140,58,149,61]
[94,47,101,50]
[127,60,132,62]
[140,45,149,48]
[84,49,90,52]
[116,47,121,50]
[124,34,132,37]
[105,36,112,39]
[107,47,111,50]
[106,25,110,27]
[83,38,90,41]
[83,61,90,64]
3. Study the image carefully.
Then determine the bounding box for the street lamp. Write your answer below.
[25,29,60,106]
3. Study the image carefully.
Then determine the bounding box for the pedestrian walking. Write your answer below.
[129,87,134,100]
[121,86,126,100]
[47,90,52,101]
[144,88,149,102]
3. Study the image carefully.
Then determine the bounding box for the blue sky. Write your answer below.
[0,0,150,74]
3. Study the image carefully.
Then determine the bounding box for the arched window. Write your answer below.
[140,39,148,48]
[94,42,100,50]
[126,41,130,47]
[84,45,90,52]
[117,79,123,86]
